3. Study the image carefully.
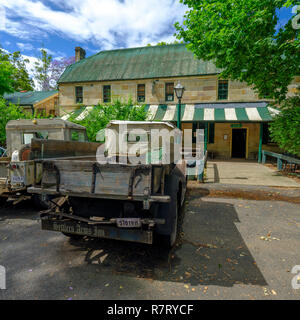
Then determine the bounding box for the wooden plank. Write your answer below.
[30,139,102,159]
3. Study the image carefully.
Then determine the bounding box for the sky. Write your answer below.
[0,0,295,87]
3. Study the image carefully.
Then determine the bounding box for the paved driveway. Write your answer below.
[206,161,300,187]
[0,189,299,300]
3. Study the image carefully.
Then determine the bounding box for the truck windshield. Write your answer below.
[23,131,49,144]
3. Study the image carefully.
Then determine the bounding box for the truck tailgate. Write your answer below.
[40,160,153,198]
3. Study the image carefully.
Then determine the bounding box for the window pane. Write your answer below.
[75,86,83,103]
[165,83,174,101]
[208,123,215,144]
[137,84,145,102]
[218,80,228,100]
[103,85,111,103]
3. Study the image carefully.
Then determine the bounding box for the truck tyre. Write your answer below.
[62,232,83,241]
[154,174,181,248]
[32,194,51,210]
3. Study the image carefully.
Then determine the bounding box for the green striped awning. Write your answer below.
[61,102,278,122]
[144,102,276,122]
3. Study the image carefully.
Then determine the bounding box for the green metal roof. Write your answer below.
[58,44,220,84]
[4,91,58,106]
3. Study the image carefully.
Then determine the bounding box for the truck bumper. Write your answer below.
[41,217,153,244]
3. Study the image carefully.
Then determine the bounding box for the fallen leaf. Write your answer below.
[105,283,110,287]
[271,290,277,295]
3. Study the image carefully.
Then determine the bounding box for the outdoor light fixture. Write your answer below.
[174,82,185,129]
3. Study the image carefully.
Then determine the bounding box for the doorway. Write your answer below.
[231,128,247,158]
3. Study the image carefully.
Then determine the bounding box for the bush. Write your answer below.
[67,99,148,142]
[269,94,300,158]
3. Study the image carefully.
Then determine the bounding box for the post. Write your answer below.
[204,122,208,153]
[177,99,181,129]
[258,123,263,163]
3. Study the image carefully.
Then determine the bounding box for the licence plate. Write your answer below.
[11,175,24,183]
[116,218,141,228]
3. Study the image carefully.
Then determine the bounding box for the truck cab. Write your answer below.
[0,119,88,201]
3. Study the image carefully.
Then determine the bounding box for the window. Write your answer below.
[75,86,83,104]
[262,123,273,144]
[137,84,145,102]
[218,80,228,100]
[165,82,174,101]
[103,85,111,103]
[71,130,85,142]
[22,131,48,144]
[36,108,45,116]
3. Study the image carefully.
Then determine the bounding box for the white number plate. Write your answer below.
[11,175,24,183]
[116,218,141,228]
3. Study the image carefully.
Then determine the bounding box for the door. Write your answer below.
[232,128,247,158]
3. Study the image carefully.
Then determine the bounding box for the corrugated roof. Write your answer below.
[4,91,58,105]
[58,44,220,84]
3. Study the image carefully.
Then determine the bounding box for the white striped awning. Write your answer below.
[60,102,276,122]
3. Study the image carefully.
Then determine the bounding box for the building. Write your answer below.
[4,90,59,116]
[58,44,299,160]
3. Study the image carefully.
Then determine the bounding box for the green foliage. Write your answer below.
[269,94,300,157]
[0,97,30,146]
[68,99,148,142]
[10,51,34,92]
[0,60,15,96]
[0,97,52,147]
[0,48,34,94]
[175,0,300,102]
[34,49,52,91]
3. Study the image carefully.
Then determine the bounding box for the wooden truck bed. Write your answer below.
[29,158,171,204]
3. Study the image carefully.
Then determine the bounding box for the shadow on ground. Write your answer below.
[57,188,267,288]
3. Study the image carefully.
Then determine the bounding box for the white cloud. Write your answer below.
[1,0,188,49]
[17,42,34,51]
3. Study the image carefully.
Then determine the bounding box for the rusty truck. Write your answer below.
[0,118,94,206]
[28,121,187,247]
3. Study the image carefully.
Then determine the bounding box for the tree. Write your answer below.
[34,49,52,91]
[175,0,300,102]
[0,60,15,96]
[269,93,300,157]
[68,99,148,142]
[34,49,75,90]
[0,97,29,146]
[48,56,75,89]
[0,48,34,93]
[10,51,34,91]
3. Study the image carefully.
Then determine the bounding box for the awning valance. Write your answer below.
[61,102,277,122]
[144,102,276,122]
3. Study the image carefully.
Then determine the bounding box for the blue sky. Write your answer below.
[0,0,295,81]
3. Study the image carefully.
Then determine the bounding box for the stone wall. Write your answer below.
[58,75,269,113]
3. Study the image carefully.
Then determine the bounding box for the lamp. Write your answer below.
[174,82,185,129]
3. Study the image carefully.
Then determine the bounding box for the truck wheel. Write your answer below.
[154,174,181,249]
[62,232,83,241]
[32,194,51,210]
[159,197,178,248]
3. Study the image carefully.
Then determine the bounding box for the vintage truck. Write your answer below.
[0,118,91,205]
[28,121,187,247]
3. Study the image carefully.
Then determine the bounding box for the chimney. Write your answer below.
[75,47,86,62]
